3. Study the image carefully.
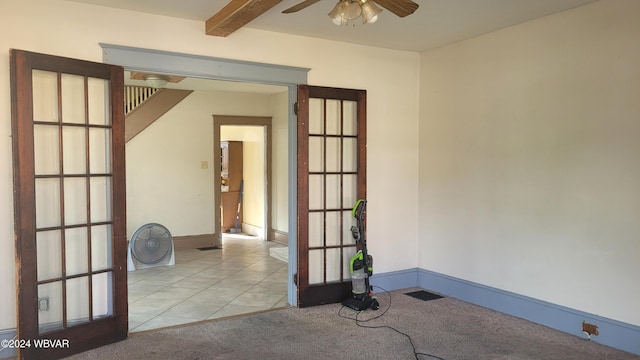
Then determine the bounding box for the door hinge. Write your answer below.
[293,272,298,286]
[293,102,298,116]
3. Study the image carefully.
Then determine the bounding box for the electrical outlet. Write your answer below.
[38,297,49,311]
[582,321,599,338]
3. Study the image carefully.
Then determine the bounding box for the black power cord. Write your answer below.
[338,286,446,360]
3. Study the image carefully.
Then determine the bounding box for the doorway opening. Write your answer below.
[103,44,307,332]
[124,76,291,332]
[214,117,272,241]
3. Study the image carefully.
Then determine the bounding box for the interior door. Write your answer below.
[10,49,127,359]
[296,85,366,307]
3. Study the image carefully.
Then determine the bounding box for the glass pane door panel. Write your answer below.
[325,137,340,172]
[92,272,113,318]
[325,175,340,209]
[90,177,111,222]
[38,281,63,333]
[343,246,357,278]
[91,225,112,271]
[66,276,90,325]
[342,138,357,172]
[64,178,87,225]
[33,124,60,175]
[308,249,324,285]
[89,128,110,174]
[65,227,88,276]
[62,126,87,174]
[325,212,341,247]
[343,101,357,136]
[88,77,109,126]
[308,175,324,210]
[325,100,340,135]
[61,74,85,124]
[35,178,61,228]
[308,213,323,248]
[342,175,357,208]
[343,211,357,246]
[36,230,62,281]
[32,70,58,123]
[308,98,324,134]
[308,137,324,172]
[326,248,341,282]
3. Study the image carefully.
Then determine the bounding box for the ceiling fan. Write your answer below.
[205,0,418,37]
[283,0,419,25]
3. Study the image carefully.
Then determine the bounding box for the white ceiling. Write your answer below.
[70,0,598,93]
[68,0,598,52]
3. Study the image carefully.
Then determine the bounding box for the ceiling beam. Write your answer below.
[206,0,283,37]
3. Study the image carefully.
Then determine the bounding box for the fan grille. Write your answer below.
[130,223,173,264]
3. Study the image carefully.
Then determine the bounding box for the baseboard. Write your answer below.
[241,223,261,237]
[172,234,217,250]
[269,230,288,245]
[0,328,17,359]
[371,268,639,356]
[370,268,418,292]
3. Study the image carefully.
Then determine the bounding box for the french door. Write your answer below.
[10,49,127,359]
[296,85,366,307]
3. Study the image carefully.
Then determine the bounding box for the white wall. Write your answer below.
[127,91,273,239]
[0,0,420,330]
[418,0,640,326]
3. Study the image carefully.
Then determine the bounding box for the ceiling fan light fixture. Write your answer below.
[343,0,362,20]
[328,0,381,26]
[330,14,348,26]
[328,1,348,25]
[143,74,170,89]
[360,0,382,24]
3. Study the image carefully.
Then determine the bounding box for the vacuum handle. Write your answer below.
[351,199,366,219]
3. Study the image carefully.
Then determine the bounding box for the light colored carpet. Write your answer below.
[65,288,639,360]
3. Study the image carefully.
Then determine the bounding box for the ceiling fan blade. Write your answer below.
[282,0,323,13]
[373,0,419,18]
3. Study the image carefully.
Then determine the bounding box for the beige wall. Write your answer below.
[127,91,275,239]
[419,0,640,326]
[0,0,420,330]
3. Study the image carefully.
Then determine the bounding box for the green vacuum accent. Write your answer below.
[350,250,364,273]
[352,199,366,218]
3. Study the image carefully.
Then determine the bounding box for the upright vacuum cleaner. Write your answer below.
[342,199,380,311]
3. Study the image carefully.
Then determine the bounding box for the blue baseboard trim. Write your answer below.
[370,268,417,292]
[372,268,639,355]
[0,328,17,359]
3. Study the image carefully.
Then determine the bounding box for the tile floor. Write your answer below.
[127,234,289,332]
